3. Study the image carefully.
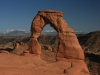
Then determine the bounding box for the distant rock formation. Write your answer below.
[12,42,28,55]
[28,10,90,75]
[0,29,30,36]
[78,31,100,53]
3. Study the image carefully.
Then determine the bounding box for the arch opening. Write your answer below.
[28,10,85,61]
[38,24,58,62]
[26,10,89,75]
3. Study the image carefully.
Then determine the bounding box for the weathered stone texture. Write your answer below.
[28,10,90,75]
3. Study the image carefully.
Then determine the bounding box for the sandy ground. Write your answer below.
[0,53,71,75]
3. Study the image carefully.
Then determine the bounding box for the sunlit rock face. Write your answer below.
[28,10,90,75]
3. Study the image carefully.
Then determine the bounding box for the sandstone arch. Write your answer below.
[27,10,90,75]
[28,10,84,60]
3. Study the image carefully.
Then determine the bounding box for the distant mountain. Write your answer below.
[0,29,86,36]
[75,31,86,34]
[0,29,30,36]
[0,29,57,36]
[41,30,86,36]
[41,30,57,36]
[78,31,100,53]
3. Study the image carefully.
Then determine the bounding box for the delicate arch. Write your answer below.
[28,10,84,60]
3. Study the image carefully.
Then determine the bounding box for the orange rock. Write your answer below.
[0,50,9,54]
[28,10,84,59]
[12,42,28,55]
[28,10,90,75]
[28,38,41,55]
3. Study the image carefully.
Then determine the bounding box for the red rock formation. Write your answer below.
[0,50,9,54]
[13,42,28,55]
[28,38,41,55]
[28,10,90,75]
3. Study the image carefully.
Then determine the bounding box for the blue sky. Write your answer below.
[0,0,100,32]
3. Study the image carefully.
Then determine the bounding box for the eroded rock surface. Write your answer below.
[28,10,90,75]
[12,42,28,55]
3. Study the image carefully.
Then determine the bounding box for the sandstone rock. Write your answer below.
[12,42,28,55]
[0,50,9,54]
[21,50,29,56]
[28,10,84,59]
[42,45,52,51]
[28,38,41,55]
[28,10,90,75]
[23,50,29,53]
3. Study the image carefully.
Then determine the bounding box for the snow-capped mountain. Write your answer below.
[42,30,85,35]
[0,29,30,36]
[45,30,56,32]
[0,29,86,36]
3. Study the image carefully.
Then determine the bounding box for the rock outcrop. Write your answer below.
[28,10,90,75]
[12,42,28,55]
[0,50,9,54]
[78,31,100,53]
